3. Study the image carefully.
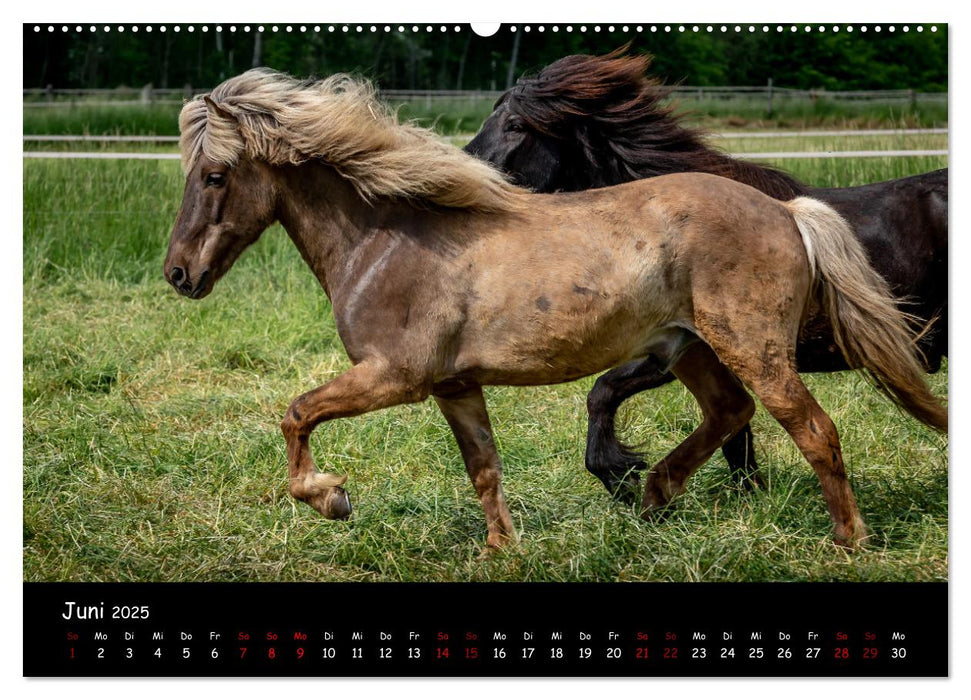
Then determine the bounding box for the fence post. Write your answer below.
[767,78,773,115]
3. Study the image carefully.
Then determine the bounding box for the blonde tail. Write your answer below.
[785,197,947,432]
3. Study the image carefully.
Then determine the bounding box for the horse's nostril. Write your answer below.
[170,266,185,285]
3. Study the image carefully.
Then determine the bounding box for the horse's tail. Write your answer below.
[784,197,947,432]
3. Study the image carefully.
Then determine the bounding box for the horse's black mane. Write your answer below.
[506,50,808,199]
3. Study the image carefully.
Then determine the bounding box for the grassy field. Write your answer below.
[23,93,948,137]
[23,132,948,583]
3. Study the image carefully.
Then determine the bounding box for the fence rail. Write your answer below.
[23,85,949,106]
[23,149,948,161]
[21,128,949,144]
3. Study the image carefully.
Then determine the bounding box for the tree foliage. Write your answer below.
[24,25,947,92]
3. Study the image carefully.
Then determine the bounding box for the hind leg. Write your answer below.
[722,425,761,490]
[747,370,866,548]
[640,343,756,514]
[701,331,867,548]
[587,363,761,505]
[585,358,674,503]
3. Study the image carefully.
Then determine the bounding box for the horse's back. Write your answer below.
[451,173,810,385]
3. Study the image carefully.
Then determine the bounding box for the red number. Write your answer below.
[239,647,247,659]
[863,647,878,659]
[834,647,850,659]
[296,647,305,660]
[268,647,276,660]
[436,647,450,659]
[663,647,678,659]
[635,647,649,659]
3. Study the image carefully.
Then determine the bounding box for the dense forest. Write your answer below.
[24,24,947,92]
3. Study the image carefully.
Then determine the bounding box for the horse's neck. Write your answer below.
[274,163,381,298]
[587,125,808,199]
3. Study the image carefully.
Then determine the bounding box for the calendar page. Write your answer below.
[22,20,948,677]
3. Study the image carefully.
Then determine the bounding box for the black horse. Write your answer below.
[465,50,948,500]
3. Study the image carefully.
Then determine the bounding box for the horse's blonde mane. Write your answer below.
[179,68,522,213]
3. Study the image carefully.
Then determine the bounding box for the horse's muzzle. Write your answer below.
[166,266,211,299]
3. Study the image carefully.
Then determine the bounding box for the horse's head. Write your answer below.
[467,50,733,195]
[464,94,570,193]
[164,100,278,300]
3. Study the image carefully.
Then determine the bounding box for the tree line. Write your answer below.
[24,25,947,93]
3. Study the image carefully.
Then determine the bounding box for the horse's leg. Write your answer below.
[585,360,674,503]
[280,360,427,519]
[434,385,516,548]
[640,343,756,514]
[698,324,868,548]
[587,363,761,503]
[734,365,866,548]
[721,425,761,490]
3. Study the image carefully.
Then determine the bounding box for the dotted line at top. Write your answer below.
[32,24,940,35]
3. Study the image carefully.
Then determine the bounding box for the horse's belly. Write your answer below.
[455,283,681,385]
[448,218,688,385]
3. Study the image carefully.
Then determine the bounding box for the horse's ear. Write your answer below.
[204,95,236,123]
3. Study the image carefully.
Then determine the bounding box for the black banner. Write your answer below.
[24,581,947,677]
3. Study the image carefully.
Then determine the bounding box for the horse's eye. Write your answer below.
[505,120,525,134]
[205,172,226,187]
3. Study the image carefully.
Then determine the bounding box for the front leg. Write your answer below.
[280,359,428,519]
[434,385,516,549]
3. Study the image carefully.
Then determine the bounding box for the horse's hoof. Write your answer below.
[832,522,869,551]
[480,534,522,559]
[324,486,352,520]
[639,503,674,522]
[610,475,641,505]
[293,473,353,520]
[640,476,674,512]
[734,469,763,491]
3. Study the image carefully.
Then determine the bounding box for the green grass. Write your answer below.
[23,104,185,136]
[683,96,948,130]
[23,150,948,583]
[23,94,949,138]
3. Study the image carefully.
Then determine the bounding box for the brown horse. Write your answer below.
[465,49,948,499]
[164,69,946,550]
